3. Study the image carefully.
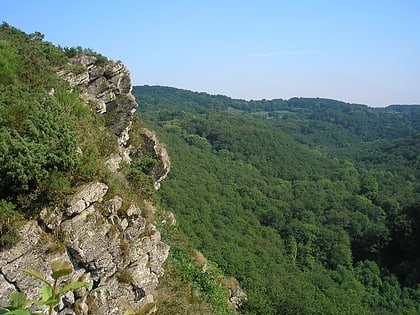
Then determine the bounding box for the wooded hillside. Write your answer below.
[134,85,420,314]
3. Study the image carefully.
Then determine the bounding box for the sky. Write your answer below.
[2,0,420,107]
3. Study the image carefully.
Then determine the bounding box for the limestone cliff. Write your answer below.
[57,54,170,187]
[0,56,171,314]
[0,182,169,314]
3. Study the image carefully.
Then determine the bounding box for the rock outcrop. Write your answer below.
[0,182,169,314]
[0,57,171,314]
[130,129,171,190]
[58,55,136,147]
[57,55,170,189]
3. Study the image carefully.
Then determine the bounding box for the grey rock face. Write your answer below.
[65,182,108,216]
[229,284,248,309]
[0,57,173,313]
[58,56,137,145]
[58,56,171,190]
[0,273,17,306]
[131,129,171,190]
[0,182,170,314]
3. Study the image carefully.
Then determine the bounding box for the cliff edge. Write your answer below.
[0,55,171,314]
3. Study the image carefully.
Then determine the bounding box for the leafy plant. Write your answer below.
[0,261,90,315]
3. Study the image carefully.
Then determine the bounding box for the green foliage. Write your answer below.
[122,160,156,201]
[134,85,420,314]
[63,46,108,64]
[115,270,133,284]
[0,261,90,315]
[0,87,78,195]
[167,241,237,315]
[0,200,23,247]
[0,39,20,85]
[0,24,119,243]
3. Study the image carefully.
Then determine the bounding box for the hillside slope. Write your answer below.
[0,24,243,315]
[134,85,420,314]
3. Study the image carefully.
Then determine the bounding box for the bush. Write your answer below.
[0,200,23,247]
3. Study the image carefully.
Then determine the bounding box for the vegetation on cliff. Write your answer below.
[0,24,241,314]
[134,85,420,314]
[2,22,420,314]
[0,22,118,247]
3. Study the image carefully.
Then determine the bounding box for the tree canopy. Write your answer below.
[134,85,420,314]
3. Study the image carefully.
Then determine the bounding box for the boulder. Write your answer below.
[65,182,108,216]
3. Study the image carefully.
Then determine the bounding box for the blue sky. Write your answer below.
[2,0,420,107]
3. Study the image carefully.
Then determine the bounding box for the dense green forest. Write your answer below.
[134,85,420,314]
[0,24,246,315]
[2,21,420,314]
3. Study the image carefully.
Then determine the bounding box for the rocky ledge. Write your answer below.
[58,55,135,146]
[0,56,172,314]
[0,182,169,314]
[58,54,170,189]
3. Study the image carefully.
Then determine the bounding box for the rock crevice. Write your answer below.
[58,55,170,190]
[0,182,169,314]
[0,57,171,314]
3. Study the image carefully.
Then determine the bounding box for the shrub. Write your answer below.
[0,200,23,247]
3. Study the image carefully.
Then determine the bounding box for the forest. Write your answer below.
[134,85,420,314]
[1,22,420,314]
[0,24,247,315]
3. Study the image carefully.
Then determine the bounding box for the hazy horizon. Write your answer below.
[3,0,420,107]
[135,84,420,108]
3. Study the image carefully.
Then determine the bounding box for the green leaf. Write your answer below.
[33,298,58,307]
[36,286,52,304]
[2,310,32,315]
[50,261,72,280]
[33,286,57,307]
[33,297,58,307]
[58,281,90,295]
[8,292,31,309]
[21,269,51,287]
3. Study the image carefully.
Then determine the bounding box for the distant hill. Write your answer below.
[134,85,420,147]
[134,84,420,315]
[0,24,241,315]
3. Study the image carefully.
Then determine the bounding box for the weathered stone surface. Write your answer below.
[1,230,69,301]
[89,66,105,80]
[58,56,137,148]
[126,204,141,218]
[103,196,123,216]
[96,99,107,113]
[162,211,176,226]
[61,206,117,281]
[0,273,15,306]
[71,55,97,68]
[65,182,108,216]
[228,280,248,309]
[87,76,109,96]
[39,207,63,230]
[0,184,169,313]
[105,153,123,172]
[129,225,170,288]
[0,57,176,314]
[104,62,124,79]
[0,222,42,266]
[58,56,171,191]
[57,70,90,87]
[104,96,137,138]
[88,277,154,315]
[131,129,171,190]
